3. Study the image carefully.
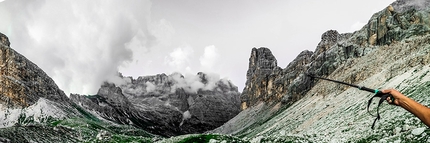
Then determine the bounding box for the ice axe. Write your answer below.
[305,73,394,129]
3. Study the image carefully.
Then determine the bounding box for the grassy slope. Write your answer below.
[0,117,157,142]
[0,103,157,143]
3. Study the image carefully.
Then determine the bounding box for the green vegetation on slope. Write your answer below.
[0,117,157,142]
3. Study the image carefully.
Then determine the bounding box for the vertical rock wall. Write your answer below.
[0,32,70,108]
[240,2,430,110]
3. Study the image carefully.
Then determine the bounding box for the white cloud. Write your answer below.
[0,0,165,95]
[164,46,194,72]
[187,79,205,93]
[200,45,219,72]
[202,72,220,90]
[0,0,397,96]
[106,75,129,87]
[168,72,221,94]
[145,81,157,93]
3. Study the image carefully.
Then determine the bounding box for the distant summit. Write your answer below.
[71,72,241,137]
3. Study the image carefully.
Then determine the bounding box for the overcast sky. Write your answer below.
[0,0,395,95]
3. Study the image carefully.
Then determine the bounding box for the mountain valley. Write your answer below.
[2,0,430,142]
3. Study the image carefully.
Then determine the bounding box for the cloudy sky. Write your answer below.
[0,0,395,95]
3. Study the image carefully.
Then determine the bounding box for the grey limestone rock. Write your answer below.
[240,47,315,109]
[241,0,430,110]
[0,32,75,109]
[71,72,241,137]
[0,32,82,140]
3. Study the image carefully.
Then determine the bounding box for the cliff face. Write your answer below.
[240,48,281,110]
[240,31,345,110]
[211,1,430,142]
[0,33,70,108]
[0,33,81,128]
[71,72,241,137]
[240,0,430,111]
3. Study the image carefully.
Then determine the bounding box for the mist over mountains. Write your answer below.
[2,0,430,142]
[70,72,241,137]
[0,0,398,96]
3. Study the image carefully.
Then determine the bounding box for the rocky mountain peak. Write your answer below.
[136,73,169,84]
[0,32,81,131]
[366,1,430,46]
[0,32,70,108]
[391,0,430,13]
[71,72,241,136]
[241,47,283,110]
[246,47,279,79]
[320,30,339,43]
[213,1,430,142]
[97,82,131,106]
[240,0,430,111]
[197,72,209,84]
[315,30,340,55]
[0,32,10,47]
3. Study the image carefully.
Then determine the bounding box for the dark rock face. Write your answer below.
[0,32,71,108]
[367,2,430,46]
[246,47,278,76]
[240,47,314,109]
[70,83,138,125]
[239,31,360,110]
[71,72,241,137]
[241,47,281,109]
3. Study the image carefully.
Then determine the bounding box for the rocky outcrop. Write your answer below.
[0,32,71,108]
[71,72,241,137]
[70,83,138,125]
[241,1,430,110]
[215,1,430,140]
[367,0,430,46]
[240,48,281,110]
[240,30,355,110]
[0,33,67,108]
[0,33,10,47]
[0,32,81,128]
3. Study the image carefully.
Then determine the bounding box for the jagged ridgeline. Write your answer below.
[2,0,430,142]
[70,72,241,137]
[0,30,241,142]
[211,1,430,142]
